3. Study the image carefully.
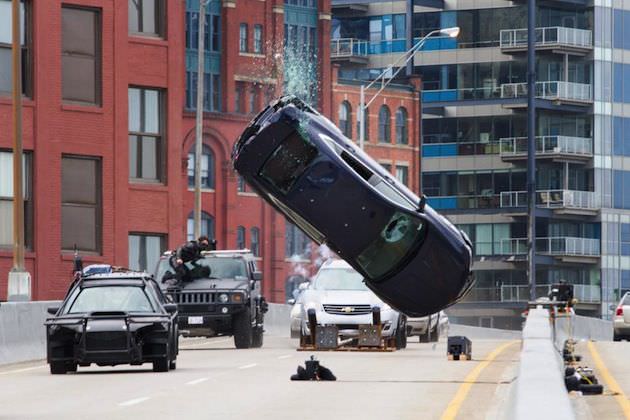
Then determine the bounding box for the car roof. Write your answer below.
[79,278,147,288]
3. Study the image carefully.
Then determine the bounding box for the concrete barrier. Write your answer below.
[555,313,612,347]
[510,307,575,420]
[0,301,60,365]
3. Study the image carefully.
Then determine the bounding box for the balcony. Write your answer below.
[422,86,501,104]
[500,81,592,106]
[330,38,368,64]
[461,284,600,304]
[500,27,592,55]
[426,194,500,211]
[500,189,599,215]
[423,141,501,158]
[499,135,592,162]
[500,237,600,261]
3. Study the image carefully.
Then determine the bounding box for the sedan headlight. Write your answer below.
[304,301,321,312]
[379,303,392,311]
[218,293,229,303]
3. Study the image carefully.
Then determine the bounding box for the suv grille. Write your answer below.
[323,304,372,315]
[170,292,214,304]
[86,332,128,351]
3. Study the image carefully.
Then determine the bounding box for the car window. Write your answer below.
[66,286,155,314]
[369,175,415,211]
[259,130,319,194]
[313,267,367,291]
[356,211,425,280]
[156,257,248,281]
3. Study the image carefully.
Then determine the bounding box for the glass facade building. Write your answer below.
[332,0,626,327]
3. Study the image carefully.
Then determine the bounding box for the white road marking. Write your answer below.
[0,365,47,375]
[180,338,231,349]
[186,377,209,386]
[238,363,257,370]
[118,397,151,407]
[277,355,292,359]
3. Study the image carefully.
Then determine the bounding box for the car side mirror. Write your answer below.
[287,298,296,305]
[47,307,59,315]
[252,271,263,281]
[418,194,427,212]
[164,303,178,314]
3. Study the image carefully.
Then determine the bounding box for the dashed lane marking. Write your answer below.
[118,397,151,407]
[186,377,210,386]
[180,338,231,349]
[238,363,258,370]
[440,340,518,420]
[587,341,630,419]
[277,355,292,359]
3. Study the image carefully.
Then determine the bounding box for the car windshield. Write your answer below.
[622,294,630,305]
[313,267,368,291]
[66,286,154,314]
[156,257,248,282]
[356,211,425,280]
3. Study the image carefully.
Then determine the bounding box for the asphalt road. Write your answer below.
[0,335,519,420]
[573,341,630,420]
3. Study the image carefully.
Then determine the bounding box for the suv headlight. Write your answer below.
[231,293,243,303]
[218,293,229,303]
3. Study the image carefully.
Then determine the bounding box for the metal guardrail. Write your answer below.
[500,26,592,49]
[500,237,600,256]
[500,189,599,209]
[453,284,601,303]
[330,38,368,58]
[500,81,592,102]
[500,135,592,157]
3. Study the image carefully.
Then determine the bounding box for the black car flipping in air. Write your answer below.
[45,270,179,374]
[232,96,474,317]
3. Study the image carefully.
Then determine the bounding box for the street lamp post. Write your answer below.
[358,27,460,150]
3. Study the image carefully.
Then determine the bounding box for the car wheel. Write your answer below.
[169,358,177,370]
[429,322,439,342]
[153,356,170,372]
[233,308,253,349]
[252,326,264,348]
[49,361,68,375]
[613,332,621,342]
[419,327,430,343]
[395,317,407,349]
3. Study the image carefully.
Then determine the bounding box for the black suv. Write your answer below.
[45,271,179,374]
[156,250,268,349]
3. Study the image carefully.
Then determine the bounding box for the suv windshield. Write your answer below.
[66,286,154,314]
[356,211,425,280]
[156,257,248,282]
[313,267,367,291]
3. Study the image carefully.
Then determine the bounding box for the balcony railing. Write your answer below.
[500,81,592,103]
[426,194,500,210]
[500,135,593,157]
[500,27,592,50]
[423,141,501,158]
[499,284,601,303]
[422,86,501,103]
[500,190,599,210]
[500,237,600,256]
[330,38,368,58]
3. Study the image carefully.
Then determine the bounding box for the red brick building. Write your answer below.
[0,0,419,303]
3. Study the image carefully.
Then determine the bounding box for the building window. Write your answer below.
[339,101,352,138]
[237,175,246,193]
[378,105,391,143]
[186,211,215,241]
[129,233,165,272]
[129,87,164,182]
[187,144,215,189]
[254,24,263,53]
[249,86,258,114]
[239,23,248,52]
[395,107,408,145]
[128,0,164,37]
[0,0,31,97]
[395,165,408,186]
[381,163,391,173]
[235,82,244,113]
[251,227,260,257]
[285,222,310,258]
[185,71,221,112]
[237,226,246,249]
[61,156,101,252]
[61,6,101,105]
[0,151,32,249]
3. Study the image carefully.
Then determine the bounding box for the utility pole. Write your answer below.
[8,0,30,301]
[527,0,537,302]
[194,0,208,239]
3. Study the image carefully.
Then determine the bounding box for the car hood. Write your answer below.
[178,278,250,291]
[301,289,387,308]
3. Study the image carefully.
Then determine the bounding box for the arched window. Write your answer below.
[186,211,215,241]
[338,101,352,138]
[250,227,260,257]
[236,226,246,249]
[378,105,391,143]
[395,107,408,145]
[188,144,215,189]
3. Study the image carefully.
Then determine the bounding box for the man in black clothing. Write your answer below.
[165,236,215,284]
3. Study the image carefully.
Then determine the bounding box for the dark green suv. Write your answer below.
[156,250,268,349]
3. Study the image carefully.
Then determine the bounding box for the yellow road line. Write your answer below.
[587,341,630,419]
[440,340,518,420]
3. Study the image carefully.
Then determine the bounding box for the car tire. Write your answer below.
[251,326,264,348]
[49,361,68,375]
[169,358,177,370]
[613,333,621,342]
[419,327,431,343]
[395,317,407,349]
[429,322,439,343]
[153,356,170,372]
[233,308,253,349]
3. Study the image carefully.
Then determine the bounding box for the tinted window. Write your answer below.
[67,286,154,313]
[356,211,425,279]
[313,267,367,291]
[259,131,318,194]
